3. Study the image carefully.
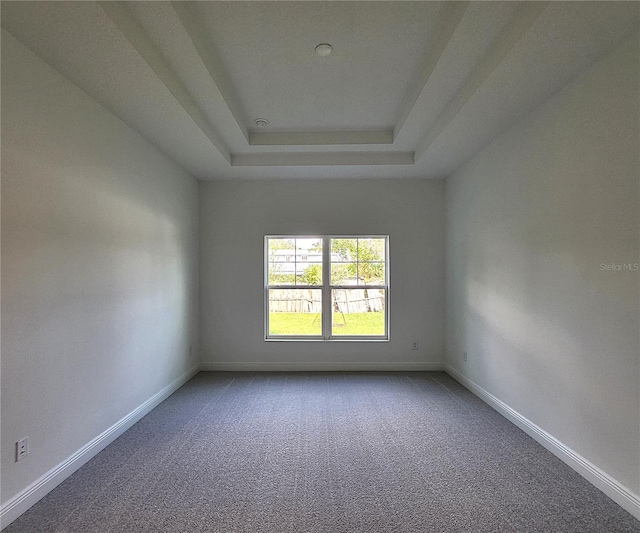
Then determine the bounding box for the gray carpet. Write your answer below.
[5,372,639,532]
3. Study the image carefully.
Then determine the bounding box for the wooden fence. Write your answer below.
[268,289,321,313]
[269,288,385,314]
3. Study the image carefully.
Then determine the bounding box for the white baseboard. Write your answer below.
[444,364,640,521]
[199,361,445,372]
[0,364,200,530]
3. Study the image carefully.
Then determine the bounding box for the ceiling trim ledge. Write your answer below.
[248,130,394,146]
[171,1,250,142]
[414,1,549,162]
[393,1,470,140]
[231,152,414,167]
[99,1,231,164]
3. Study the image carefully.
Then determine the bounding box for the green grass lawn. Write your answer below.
[269,312,385,336]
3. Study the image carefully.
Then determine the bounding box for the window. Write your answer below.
[265,236,388,340]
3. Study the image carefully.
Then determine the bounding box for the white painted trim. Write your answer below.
[199,361,445,372]
[231,151,414,167]
[0,365,200,530]
[444,364,640,521]
[249,130,394,146]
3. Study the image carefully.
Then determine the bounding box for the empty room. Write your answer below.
[1,1,639,531]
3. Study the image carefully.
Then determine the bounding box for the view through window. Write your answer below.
[265,236,388,339]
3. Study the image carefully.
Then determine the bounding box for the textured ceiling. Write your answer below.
[1,1,638,180]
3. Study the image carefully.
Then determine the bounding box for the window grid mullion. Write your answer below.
[322,236,331,339]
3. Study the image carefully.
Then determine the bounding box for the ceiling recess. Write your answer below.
[2,2,636,179]
[315,43,333,57]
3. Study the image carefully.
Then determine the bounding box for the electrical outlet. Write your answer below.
[463,351,468,362]
[16,437,29,462]
[411,340,419,350]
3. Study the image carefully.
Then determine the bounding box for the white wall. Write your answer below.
[445,32,639,499]
[200,178,444,370]
[1,30,199,509]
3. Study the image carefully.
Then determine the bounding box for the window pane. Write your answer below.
[331,263,356,285]
[332,289,386,336]
[357,238,385,262]
[297,262,323,286]
[331,238,357,261]
[296,238,322,262]
[269,289,322,336]
[268,238,295,261]
[268,263,295,285]
[358,262,385,285]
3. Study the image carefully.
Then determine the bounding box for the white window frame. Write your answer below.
[264,235,389,341]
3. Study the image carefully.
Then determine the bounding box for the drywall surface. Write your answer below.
[200,178,445,369]
[445,34,639,494]
[1,31,199,505]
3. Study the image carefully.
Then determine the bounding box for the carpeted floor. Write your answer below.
[5,372,640,532]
